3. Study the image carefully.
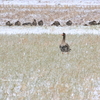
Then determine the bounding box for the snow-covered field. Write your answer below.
[0,0,100,5]
[0,4,100,26]
[0,0,100,99]
[0,26,100,35]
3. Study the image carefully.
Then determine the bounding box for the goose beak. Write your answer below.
[62,33,65,36]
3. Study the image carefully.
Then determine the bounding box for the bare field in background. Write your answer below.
[0,4,100,25]
[0,34,100,100]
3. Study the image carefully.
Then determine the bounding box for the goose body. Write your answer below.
[59,33,71,53]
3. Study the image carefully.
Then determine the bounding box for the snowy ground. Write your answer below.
[0,3,100,26]
[0,0,100,5]
[0,26,100,35]
[0,1,100,99]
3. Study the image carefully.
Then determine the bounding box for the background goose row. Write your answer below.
[6,20,100,26]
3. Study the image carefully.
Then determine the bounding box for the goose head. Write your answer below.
[62,33,66,41]
[62,33,66,36]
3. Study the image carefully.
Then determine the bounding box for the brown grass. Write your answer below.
[0,34,100,100]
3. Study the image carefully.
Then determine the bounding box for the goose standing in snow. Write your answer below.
[59,33,71,54]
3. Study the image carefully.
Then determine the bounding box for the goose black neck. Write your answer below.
[63,34,66,41]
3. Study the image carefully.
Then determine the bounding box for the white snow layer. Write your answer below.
[0,26,100,35]
[0,0,100,5]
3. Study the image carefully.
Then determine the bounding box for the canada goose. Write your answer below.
[59,33,71,53]
[38,20,43,26]
[15,21,21,26]
[6,21,13,26]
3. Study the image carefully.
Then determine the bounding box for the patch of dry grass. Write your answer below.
[0,34,100,100]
